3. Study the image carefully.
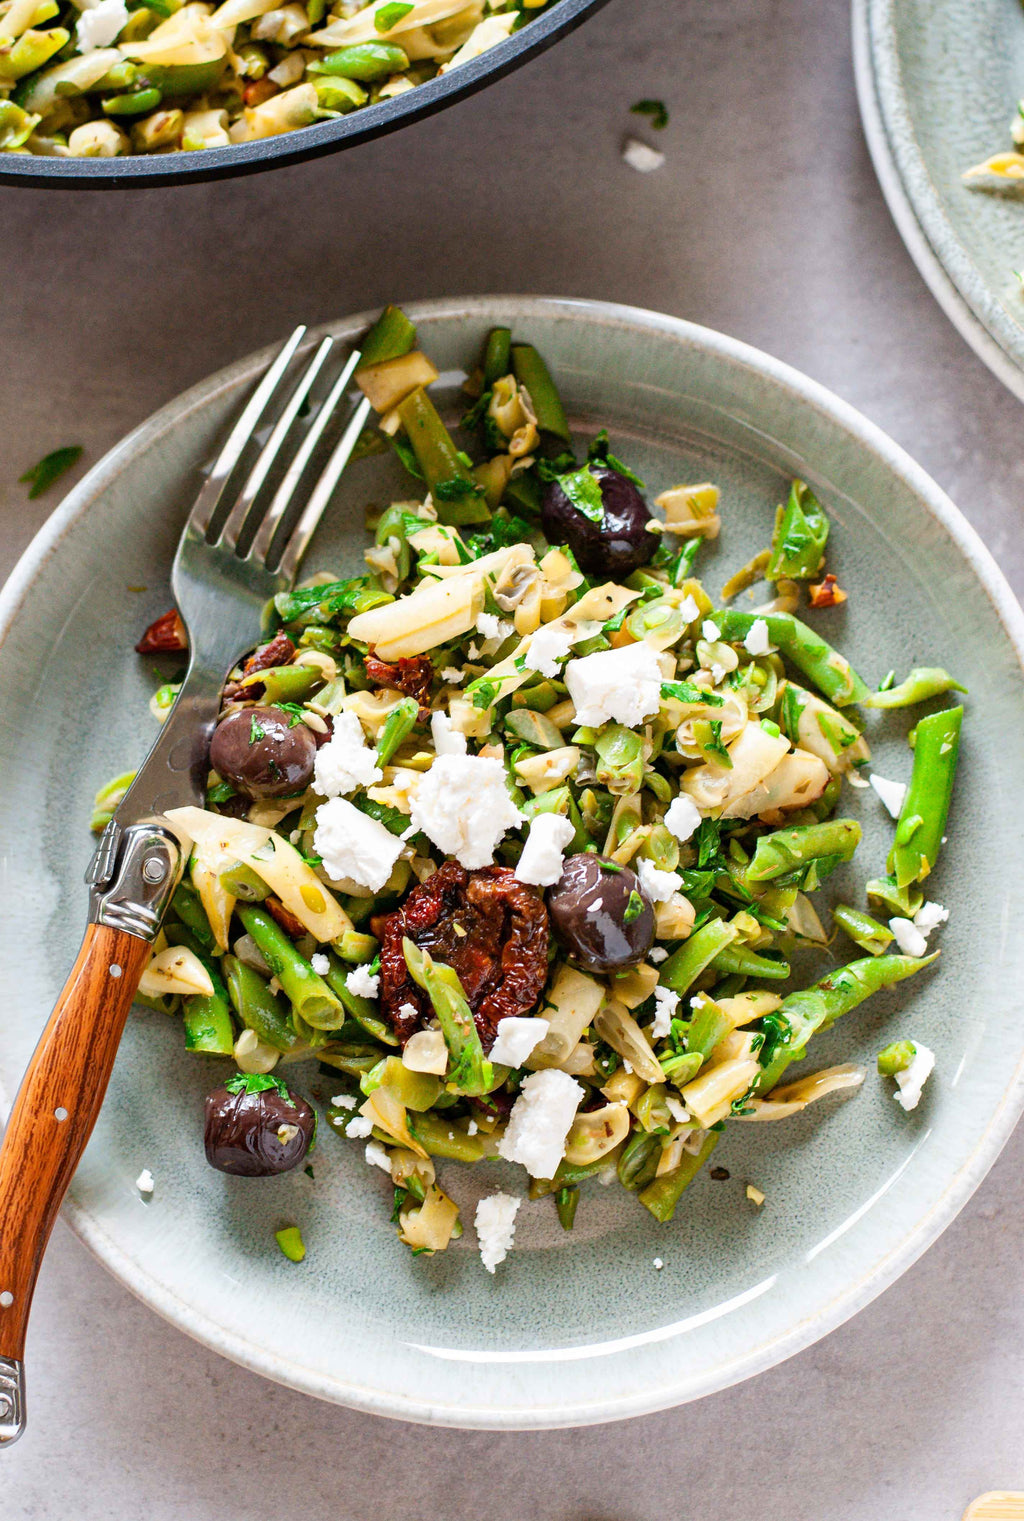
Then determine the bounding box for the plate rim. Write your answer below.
[4,293,1024,1427]
[852,0,1024,405]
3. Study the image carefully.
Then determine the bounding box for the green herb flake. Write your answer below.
[278,701,307,727]
[630,98,669,130]
[374,0,413,29]
[249,713,267,745]
[554,464,606,524]
[226,1072,292,1099]
[623,889,644,924]
[19,445,83,500]
[274,1225,306,1262]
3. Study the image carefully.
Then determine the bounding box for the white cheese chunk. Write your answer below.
[430,709,467,757]
[476,612,514,642]
[331,1093,356,1109]
[701,619,721,642]
[310,952,330,975]
[564,641,662,727]
[474,1192,521,1273]
[347,1114,373,1139]
[622,137,665,173]
[313,711,382,797]
[869,772,907,820]
[314,796,405,891]
[914,900,949,937]
[135,1168,155,1194]
[409,753,521,869]
[364,1140,392,1171]
[678,594,700,623]
[636,857,682,904]
[743,618,771,656]
[651,985,680,1039]
[524,621,574,678]
[514,811,575,887]
[649,946,668,964]
[489,1016,550,1068]
[894,1042,935,1111]
[497,1069,584,1179]
[664,793,701,843]
[76,0,128,50]
[346,963,380,999]
[889,916,928,958]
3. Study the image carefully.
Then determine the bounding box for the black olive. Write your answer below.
[541,465,656,579]
[204,1076,315,1177]
[209,705,316,801]
[546,853,655,974]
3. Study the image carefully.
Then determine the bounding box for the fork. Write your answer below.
[0,326,372,1447]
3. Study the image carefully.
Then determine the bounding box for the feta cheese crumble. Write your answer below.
[135,1168,154,1194]
[364,1140,392,1171]
[398,1001,419,1025]
[466,1119,478,1136]
[314,796,405,891]
[497,1069,585,1179]
[76,0,128,51]
[889,916,928,958]
[346,1114,373,1139]
[313,710,382,797]
[914,900,950,937]
[664,792,701,844]
[622,137,665,173]
[346,963,380,999]
[489,1016,550,1068]
[678,594,700,623]
[474,1192,521,1273]
[649,946,668,964]
[869,772,907,820]
[431,710,467,757]
[515,811,575,887]
[331,1093,356,1110]
[310,952,330,975]
[636,857,682,904]
[653,1257,664,1270]
[441,666,465,684]
[476,612,514,643]
[651,984,680,1039]
[410,753,522,869]
[701,619,721,642]
[743,618,771,657]
[894,1042,935,1111]
[564,641,662,728]
[524,621,574,678]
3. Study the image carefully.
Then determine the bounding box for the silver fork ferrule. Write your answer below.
[86,821,187,940]
[0,1357,25,1446]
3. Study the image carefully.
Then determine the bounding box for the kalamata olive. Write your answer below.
[209,705,316,800]
[541,465,656,579]
[546,852,655,974]
[204,1075,315,1177]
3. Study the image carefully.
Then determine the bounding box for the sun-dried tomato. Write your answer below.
[136,608,187,654]
[375,862,549,1047]
[365,651,434,714]
[264,896,307,940]
[808,573,847,609]
[223,633,297,700]
[244,78,278,107]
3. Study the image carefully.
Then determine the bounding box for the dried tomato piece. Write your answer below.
[365,651,434,713]
[223,633,297,700]
[376,862,549,1048]
[808,573,847,609]
[264,896,307,940]
[136,608,187,654]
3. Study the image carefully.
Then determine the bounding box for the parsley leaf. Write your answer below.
[375,0,413,30]
[554,464,606,524]
[249,714,266,744]
[660,679,724,706]
[623,889,644,924]
[19,445,83,500]
[586,429,646,488]
[631,98,669,130]
[695,817,724,870]
[225,1072,292,1099]
[434,474,483,503]
[389,431,425,481]
[278,702,307,727]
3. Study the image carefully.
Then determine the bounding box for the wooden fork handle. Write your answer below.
[0,925,151,1408]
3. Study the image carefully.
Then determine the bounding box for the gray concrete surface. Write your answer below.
[2,0,1023,1515]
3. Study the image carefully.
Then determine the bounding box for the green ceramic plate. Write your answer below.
[2,297,1023,1428]
[854,0,1024,401]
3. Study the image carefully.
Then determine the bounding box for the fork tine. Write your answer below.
[247,346,362,569]
[276,385,373,584]
[218,335,335,553]
[189,325,307,537]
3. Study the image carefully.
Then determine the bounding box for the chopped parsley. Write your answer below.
[586,429,646,488]
[660,679,723,706]
[434,474,484,503]
[623,889,644,924]
[630,98,669,130]
[278,702,307,727]
[226,1072,292,1099]
[249,714,267,744]
[19,445,83,500]
[550,463,606,524]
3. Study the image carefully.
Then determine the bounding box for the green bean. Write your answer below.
[712,609,870,707]
[309,41,409,80]
[224,955,303,1054]
[639,1131,720,1222]
[102,86,161,116]
[273,576,393,626]
[0,98,38,150]
[532,1151,620,1197]
[709,944,791,980]
[313,76,367,112]
[4,25,68,78]
[218,861,271,902]
[275,1225,305,1263]
[364,1055,441,1111]
[247,664,322,704]
[177,937,234,1055]
[889,706,962,888]
[324,953,397,1046]
[757,953,937,1092]
[639,823,679,872]
[403,938,492,1095]
[374,695,419,765]
[617,1129,662,1191]
[407,1111,487,1162]
[334,929,379,963]
[170,880,215,949]
[520,785,589,852]
[832,903,894,957]
[90,769,136,832]
[659,1050,704,1085]
[237,904,345,1030]
[866,873,924,920]
[504,708,564,750]
[396,387,491,526]
[685,996,730,1060]
[510,343,571,443]
[359,304,416,368]
[483,327,512,386]
[133,990,178,1016]
[555,1185,579,1230]
[864,668,967,709]
[721,548,771,601]
[747,818,861,883]
[660,919,739,996]
[594,723,644,796]
[767,479,829,581]
[877,1039,917,1076]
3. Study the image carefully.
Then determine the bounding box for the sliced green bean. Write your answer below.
[218,861,271,902]
[767,479,829,581]
[309,41,409,80]
[170,880,215,949]
[224,955,303,1054]
[747,819,861,883]
[617,1129,662,1191]
[889,706,962,888]
[237,904,345,1030]
[375,695,419,765]
[403,938,492,1095]
[660,919,739,996]
[407,1111,487,1162]
[396,387,491,526]
[866,874,924,920]
[594,723,644,795]
[555,1185,579,1230]
[832,903,894,957]
[639,1132,720,1222]
[863,668,967,709]
[708,944,791,980]
[519,785,589,852]
[685,996,730,1060]
[877,1039,917,1075]
[483,327,512,386]
[324,953,397,1046]
[359,304,416,368]
[334,929,379,963]
[713,608,870,707]
[511,343,571,443]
